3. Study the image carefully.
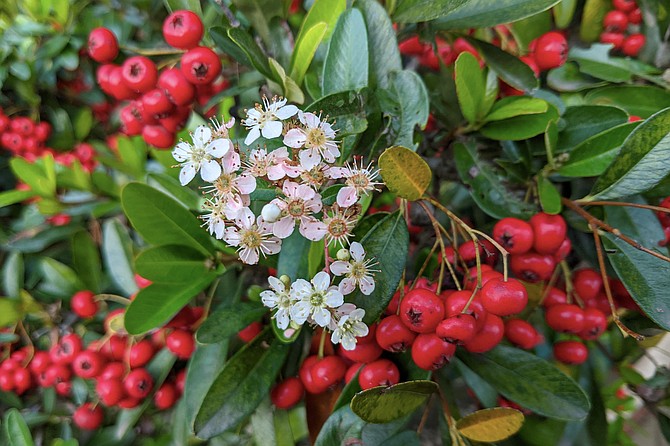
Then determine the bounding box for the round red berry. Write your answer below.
[600,32,625,50]
[613,0,637,13]
[411,333,456,371]
[375,315,417,352]
[73,350,106,379]
[124,368,154,399]
[510,252,556,282]
[71,290,99,318]
[88,27,119,63]
[13,368,32,395]
[29,351,51,375]
[310,356,347,393]
[622,34,646,57]
[463,313,505,353]
[444,290,488,332]
[141,89,174,117]
[628,8,642,24]
[238,321,263,342]
[603,10,629,32]
[158,68,196,106]
[73,403,104,430]
[154,382,179,410]
[530,213,567,254]
[573,268,603,301]
[270,377,304,409]
[533,32,568,71]
[96,378,125,406]
[504,319,539,349]
[480,278,528,317]
[121,56,158,93]
[180,47,222,85]
[163,10,204,49]
[142,125,176,149]
[436,314,477,344]
[545,303,585,333]
[358,359,400,390]
[493,218,534,255]
[50,334,83,365]
[166,329,195,359]
[129,339,156,368]
[579,308,608,340]
[345,363,364,384]
[542,286,568,307]
[400,288,445,333]
[100,362,125,381]
[553,340,588,365]
[339,341,382,364]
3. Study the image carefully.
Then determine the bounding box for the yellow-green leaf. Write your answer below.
[379,146,432,201]
[456,407,524,442]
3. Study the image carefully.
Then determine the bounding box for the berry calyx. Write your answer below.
[493,218,534,255]
[163,10,204,49]
[399,288,445,333]
[180,47,222,85]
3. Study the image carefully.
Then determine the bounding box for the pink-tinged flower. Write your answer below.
[331,307,368,350]
[210,116,235,139]
[246,147,300,181]
[297,159,344,190]
[283,112,340,169]
[243,97,298,145]
[336,160,382,208]
[260,276,295,329]
[289,271,343,327]
[303,205,357,247]
[330,242,378,295]
[201,197,228,239]
[202,150,257,205]
[172,125,232,185]
[224,208,281,265]
[271,181,324,240]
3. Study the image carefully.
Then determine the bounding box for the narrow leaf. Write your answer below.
[322,9,369,95]
[455,52,484,124]
[434,0,560,30]
[102,219,138,296]
[289,22,327,85]
[196,301,267,344]
[355,0,401,88]
[135,245,214,284]
[485,97,548,122]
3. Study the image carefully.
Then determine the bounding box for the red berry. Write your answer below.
[29,351,51,374]
[121,56,158,93]
[44,364,72,387]
[100,362,126,381]
[573,268,603,301]
[163,10,204,49]
[600,32,625,50]
[622,34,646,57]
[310,356,347,393]
[88,28,119,63]
[73,350,106,379]
[553,341,588,365]
[345,363,363,384]
[493,218,534,255]
[579,308,608,340]
[411,333,456,370]
[298,356,321,394]
[553,237,572,262]
[124,368,154,399]
[505,319,539,349]
[444,290,488,332]
[520,55,540,76]
[358,359,400,390]
[101,335,127,361]
[463,313,505,353]
[141,89,174,117]
[398,36,428,56]
[510,252,556,282]
[0,370,14,392]
[158,68,196,106]
[50,334,83,365]
[154,382,178,410]
[71,290,98,318]
[129,339,156,368]
[142,125,176,149]
[542,286,568,307]
[338,341,382,363]
[180,47,221,85]
[105,65,137,100]
[96,378,125,406]
[436,314,477,344]
[270,377,304,409]
[118,397,141,409]
[534,32,568,71]
[657,197,670,227]
[613,0,637,13]
[628,8,642,24]
[480,278,528,316]
[376,315,417,352]
[55,381,72,396]
[13,368,32,394]
[545,304,585,333]
[400,288,445,333]
[238,321,263,342]
[603,10,629,32]
[166,329,195,359]
[175,369,186,394]
[73,403,104,430]
[529,213,567,254]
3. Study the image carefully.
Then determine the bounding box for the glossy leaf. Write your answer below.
[323,9,368,95]
[547,62,608,92]
[135,245,215,284]
[538,176,561,214]
[568,44,632,83]
[590,107,670,200]
[121,182,215,256]
[196,301,267,344]
[289,22,327,85]
[434,0,560,30]
[227,27,276,81]
[195,332,289,439]
[454,142,536,220]
[473,39,539,93]
[0,190,35,208]
[9,156,56,197]
[557,106,628,152]
[184,341,230,429]
[350,380,437,423]
[314,406,365,446]
[3,408,34,446]
[2,251,23,299]
[480,104,559,141]
[458,345,590,420]
[484,97,548,122]
[72,231,102,293]
[0,299,21,327]
[579,0,608,42]
[379,146,432,201]
[101,219,138,296]
[557,122,640,177]
[38,258,84,298]
[456,407,524,442]
[455,52,484,125]
[277,231,311,281]
[147,173,202,211]
[349,211,408,325]
[584,85,670,118]
[355,0,401,88]
[392,0,467,23]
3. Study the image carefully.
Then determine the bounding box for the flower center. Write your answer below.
[260,110,275,127]
[350,262,366,279]
[192,147,206,163]
[240,228,262,249]
[348,173,369,190]
[215,173,235,194]
[328,218,348,237]
[287,199,305,217]
[310,291,326,307]
[305,127,326,148]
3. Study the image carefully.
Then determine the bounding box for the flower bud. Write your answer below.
[279,275,291,287]
[261,202,281,222]
[336,249,350,261]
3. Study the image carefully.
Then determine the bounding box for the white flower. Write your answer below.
[201,197,228,239]
[331,308,368,351]
[224,208,281,264]
[284,112,340,169]
[172,125,232,185]
[271,181,324,240]
[290,271,343,327]
[260,276,295,329]
[336,160,382,208]
[243,97,298,145]
[330,242,377,295]
[302,205,356,247]
[246,147,300,181]
[297,159,344,190]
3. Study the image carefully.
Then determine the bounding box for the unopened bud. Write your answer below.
[279,275,291,287]
[261,202,281,222]
[336,249,350,261]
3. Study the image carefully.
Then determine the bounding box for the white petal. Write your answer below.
[261,120,283,139]
[275,104,299,120]
[273,216,296,239]
[329,261,351,277]
[312,308,331,327]
[302,112,320,128]
[267,276,285,293]
[193,126,212,147]
[224,228,241,246]
[299,149,321,170]
[324,289,344,307]
[244,127,261,145]
[236,174,257,194]
[337,187,359,208]
[206,138,231,158]
[338,278,356,295]
[312,271,331,291]
[301,219,327,241]
[239,247,259,265]
[200,159,222,182]
[260,238,282,256]
[350,242,365,262]
[275,309,290,329]
[172,142,191,162]
[359,276,375,295]
[283,129,306,148]
[291,279,312,297]
[341,335,356,351]
[179,163,197,185]
[261,290,278,308]
[222,150,241,173]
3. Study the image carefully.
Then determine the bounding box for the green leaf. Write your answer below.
[454,141,537,220]
[2,251,24,299]
[315,406,365,446]
[184,340,229,429]
[378,70,430,149]
[379,146,432,201]
[38,258,84,298]
[589,107,670,200]
[73,108,93,140]
[553,0,577,28]
[135,245,214,284]
[455,52,484,125]
[580,0,608,42]
[355,0,401,88]
[584,85,670,118]
[0,190,35,208]
[484,97,548,122]
[568,44,633,83]
[10,157,56,197]
[480,105,559,140]
[227,27,276,81]
[308,239,325,277]
[434,0,560,30]
[196,301,267,344]
[557,105,628,152]
[101,219,138,296]
[3,408,35,446]
[230,0,282,45]
[195,332,289,439]
[456,407,524,442]
[268,58,305,104]
[350,380,437,423]
[322,9,369,96]
[348,212,409,324]
[72,231,102,293]
[210,27,253,69]
[537,176,561,215]
[454,359,498,408]
[472,39,539,93]
[0,298,21,327]
[546,62,608,92]
[392,0,467,23]
[278,231,311,280]
[458,345,590,421]
[124,274,216,335]
[557,122,640,177]
[289,22,327,86]
[121,182,215,256]
[147,173,202,211]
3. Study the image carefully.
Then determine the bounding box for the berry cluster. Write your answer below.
[88,10,225,149]
[600,0,645,56]
[0,109,97,171]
